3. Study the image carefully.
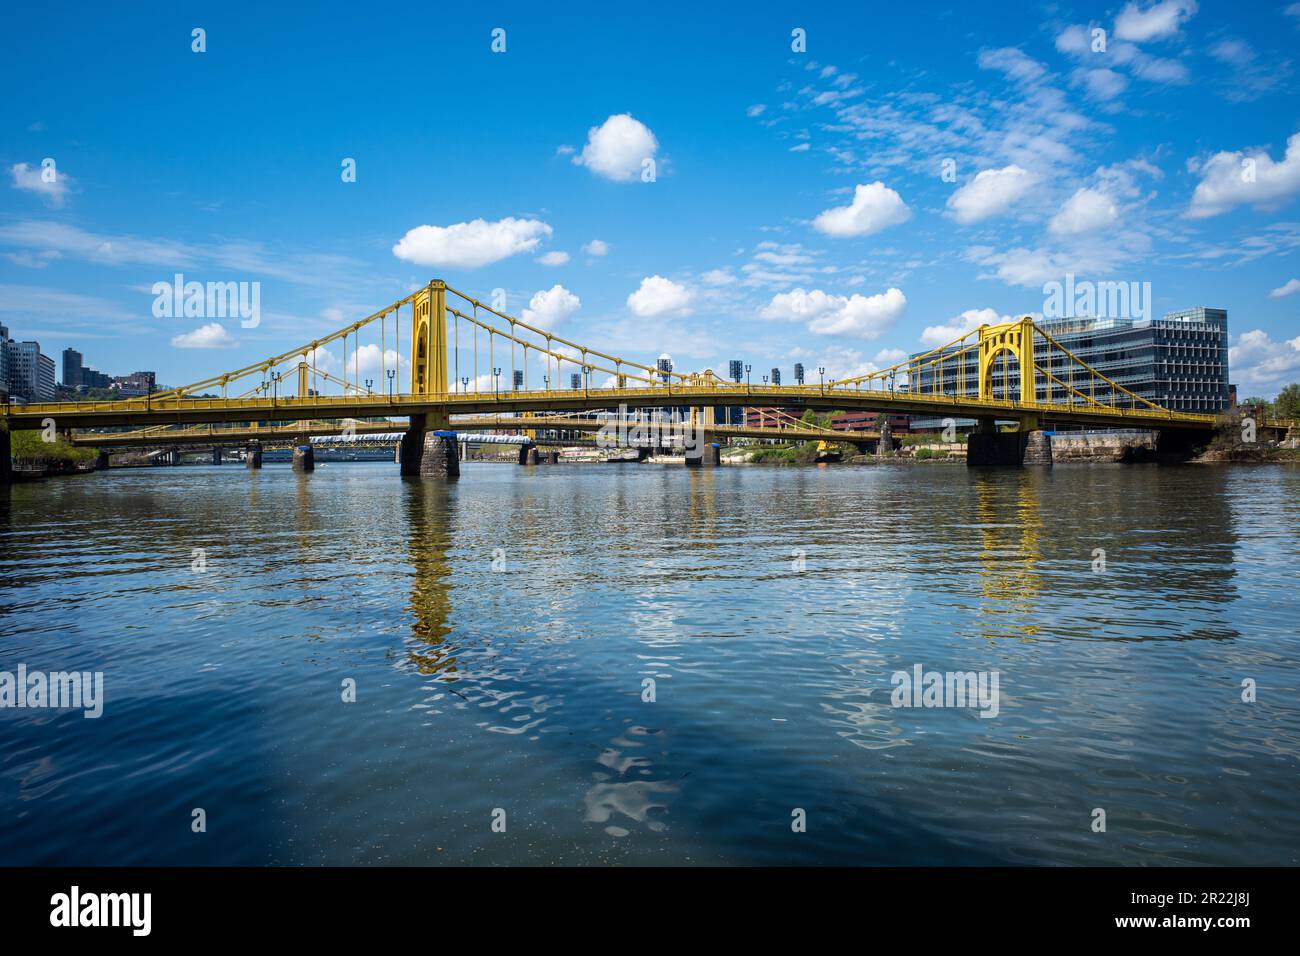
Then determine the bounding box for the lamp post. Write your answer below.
[387,368,395,399]
[461,376,469,395]
[493,367,502,398]
[745,364,752,388]
[365,378,373,397]
[818,366,825,395]
[271,371,281,406]
[543,375,549,391]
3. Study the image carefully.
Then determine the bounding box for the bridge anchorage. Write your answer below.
[3,279,1233,483]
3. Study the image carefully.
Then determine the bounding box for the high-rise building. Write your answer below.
[570,373,582,389]
[0,323,10,402]
[794,363,805,385]
[63,348,83,388]
[911,307,1231,416]
[657,355,673,384]
[513,369,524,390]
[729,360,744,383]
[770,367,781,386]
[11,341,56,402]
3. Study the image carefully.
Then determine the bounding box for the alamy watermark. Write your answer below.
[891,663,999,718]
[1,664,104,718]
[1043,273,1150,324]
[595,404,705,457]
[152,272,260,328]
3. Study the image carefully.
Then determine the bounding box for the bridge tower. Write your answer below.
[400,280,458,478]
[977,315,1036,404]
[411,280,448,398]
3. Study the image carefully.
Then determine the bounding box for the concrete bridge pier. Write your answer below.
[418,430,460,478]
[686,443,721,468]
[966,417,1027,467]
[95,450,110,471]
[399,413,428,476]
[291,436,314,473]
[168,448,182,467]
[877,420,895,459]
[245,441,263,469]
[517,443,535,465]
[212,446,223,466]
[1023,429,1053,466]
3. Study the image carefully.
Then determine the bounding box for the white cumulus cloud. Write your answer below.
[9,162,70,207]
[812,182,911,238]
[581,239,609,257]
[947,165,1037,224]
[573,114,658,182]
[1229,328,1300,392]
[537,250,570,266]
[627,275,691,317]
[391,217,552,268]
[521,284,581,330]
[1271,278,1300,298]
[1114,1,1198,43]
[762,287,905,340]
[1187,132,1300,219]
[1049,187,1120,236]
[171,322,237,349]
[920,308,1011,348]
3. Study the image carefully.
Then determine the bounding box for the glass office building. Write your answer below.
[912,307,1231,420]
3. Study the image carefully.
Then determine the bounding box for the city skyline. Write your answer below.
[2,1,1300,400]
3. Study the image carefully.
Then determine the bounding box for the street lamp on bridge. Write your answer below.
[493,367,502,398]
[818,366,826,394]
[365,378,373,396]
[745,364,751,388]
[461,376,469,394]
[386,368,395,399]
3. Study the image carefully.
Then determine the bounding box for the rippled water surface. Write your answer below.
[1,461,1297,865]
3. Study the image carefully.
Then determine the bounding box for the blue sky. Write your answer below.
[2,0,1300,396]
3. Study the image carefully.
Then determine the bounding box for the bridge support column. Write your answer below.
[966,418,1027,467]
[400,414,427,476]
[689,443,720,467]
[517,443,534,465]
[0,427,10,485]
[292,439,314,473]
[419,430,459,478]
[636,446,651,462]
[212,446,223,466]
[877,420,894,459]
[1023,430,1053,466]
[168,448,181,467]
[245,441,263,469]
[95,450,110,471]
[524,446,539,466]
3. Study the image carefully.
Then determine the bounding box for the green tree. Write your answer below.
[1275,383,1300,420]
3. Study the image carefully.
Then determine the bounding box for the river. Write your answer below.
[1,461,1297,864]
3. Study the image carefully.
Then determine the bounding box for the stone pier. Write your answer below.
[517,443,534,465]
[1023,430,1053,466]
[686,443,721,467]
[95,450,110,471]
[876,420,894,459]
[292,439,314,472]
[212,446,223,466]
[245,441,263,469]
[418,430,460,478]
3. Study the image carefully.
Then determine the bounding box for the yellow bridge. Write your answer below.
[1,279,1239,475]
